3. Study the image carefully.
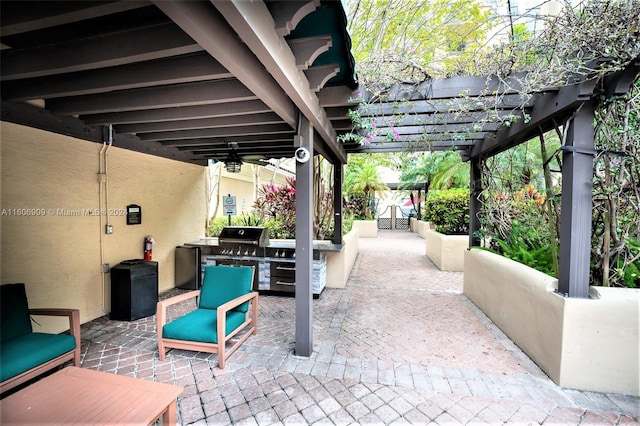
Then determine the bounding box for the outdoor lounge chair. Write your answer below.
[156,265,258,368]
[0,283,81,394]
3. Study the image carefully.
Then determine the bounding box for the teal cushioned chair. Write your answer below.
[0,283,81,394]
[157,265,258,368]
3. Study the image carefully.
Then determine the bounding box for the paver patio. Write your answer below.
[78,230,639,425]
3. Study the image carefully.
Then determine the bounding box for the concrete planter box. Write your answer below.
[464,249,640,396]
[424,230,467,271]
[410,219,435,238]
[352,220,377,238]
[325,229,359,289]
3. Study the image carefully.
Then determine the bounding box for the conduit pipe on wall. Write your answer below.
[98,124,113,314]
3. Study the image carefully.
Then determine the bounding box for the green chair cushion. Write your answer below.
[1,283,33,343]
[0,332,76,382]
[162,308,246,343]
[199,265,253,313]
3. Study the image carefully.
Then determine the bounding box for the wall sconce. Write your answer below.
[225,142,242,173]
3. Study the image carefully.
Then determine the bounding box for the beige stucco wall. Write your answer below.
[210,164,291,222]
[352,220,377,238]
[325,229,359,289]
[410,219,435,238]
[464,249,640,396]
[425,230,467,271]
[1,122,207,333]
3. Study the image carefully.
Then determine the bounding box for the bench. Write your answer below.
[0,283,81,394]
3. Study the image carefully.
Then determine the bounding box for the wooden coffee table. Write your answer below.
[1,367,183,425]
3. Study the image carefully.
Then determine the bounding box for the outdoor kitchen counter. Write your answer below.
[184,238,343,253]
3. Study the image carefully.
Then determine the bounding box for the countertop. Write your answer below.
[185,238,343,252]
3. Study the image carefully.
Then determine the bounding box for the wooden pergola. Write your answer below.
[1,0,638,354]
[342,60,639,299]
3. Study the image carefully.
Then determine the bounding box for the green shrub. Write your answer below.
[423,188,470,235]
[490,221,557,276]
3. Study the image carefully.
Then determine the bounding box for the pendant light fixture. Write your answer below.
[224,142,242,173]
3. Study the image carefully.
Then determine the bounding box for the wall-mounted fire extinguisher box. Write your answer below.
[144,236,154,261]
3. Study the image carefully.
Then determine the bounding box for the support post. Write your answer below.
[295,116,314,356]
[469,157,482,247]
[332,162,343,245]
[558,102,595,298]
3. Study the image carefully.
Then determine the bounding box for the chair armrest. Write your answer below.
[216,291,258,315]
[158,290,201,309]
[156,290,200,329]
[28,308,81,348]
[216,292,259,342]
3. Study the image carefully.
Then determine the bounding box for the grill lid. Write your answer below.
[218,226,270,247]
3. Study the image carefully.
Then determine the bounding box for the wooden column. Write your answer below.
[295,116,314,356]
[558,102,596,298]
[469,157,482,247]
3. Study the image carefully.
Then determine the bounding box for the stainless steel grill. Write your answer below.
[218,226,270,247]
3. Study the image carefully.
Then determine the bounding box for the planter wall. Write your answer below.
[464,249,639,396]
[425,230,467,271]
[325,229,359,289]
[411,220,435,238]
[352,220,377,238]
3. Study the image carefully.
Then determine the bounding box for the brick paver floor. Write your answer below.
[79,230,639,425]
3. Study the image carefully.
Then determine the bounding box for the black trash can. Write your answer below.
[110,259,158,321]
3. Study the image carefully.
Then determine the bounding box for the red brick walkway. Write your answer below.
[78,230,639,425]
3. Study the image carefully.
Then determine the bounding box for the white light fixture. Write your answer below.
[224,142,242,173]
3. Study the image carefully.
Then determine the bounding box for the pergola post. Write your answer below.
[469,157,482,247]
[295,115,314,356]
[558,102,596,298]
[333,163,343,245]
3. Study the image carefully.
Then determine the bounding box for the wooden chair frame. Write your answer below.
[156,290,258,369]
[0,308,81,394]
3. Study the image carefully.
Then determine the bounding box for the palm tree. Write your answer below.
[344,155,390,218]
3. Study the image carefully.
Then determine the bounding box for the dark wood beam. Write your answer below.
[81,100,271,125]
[361,94,537,116]
[1,22,202,81]
[2,53,231,101]
[138,124,294,141]
[470,79,598,159]
[0,1,150,37]
[159,133,294,147]
[152,1,297,132]
[47,80,256,115]
[114,112,283,134]
[215,0,346,163]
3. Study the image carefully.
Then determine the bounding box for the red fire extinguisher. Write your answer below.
[144,236,154,261]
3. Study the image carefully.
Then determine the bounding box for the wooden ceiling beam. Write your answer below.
[159,133,294,147]
[82,100,271,125]
[215,0,347,163]
[152,1,297,130]
[47,79,256,115]
[2,53,231,101]
[138,123,294,141]
[0,1,150,37]
[1,22,201,81]
[114,112,284,134]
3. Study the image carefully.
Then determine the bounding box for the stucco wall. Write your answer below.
[464,249,640,396]
[425,230,467,271]
[325,229,359,289]
[1,122,207,333]
[210,164,291,222]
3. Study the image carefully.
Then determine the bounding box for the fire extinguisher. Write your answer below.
[144,236,154,261]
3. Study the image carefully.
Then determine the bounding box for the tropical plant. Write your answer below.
[423,188,470,235]
[343,154,391,218]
